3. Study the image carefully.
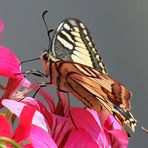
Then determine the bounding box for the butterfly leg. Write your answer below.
[54,90,66,116]
[65,91,77,129]
[14,69,47,78]
[55,77,77,128]
[31,80,53,98]
[54,76,71,116]
[56,87,77,128]
[0,83,5,91]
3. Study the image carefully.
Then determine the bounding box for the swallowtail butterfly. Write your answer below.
[40,11,139,132]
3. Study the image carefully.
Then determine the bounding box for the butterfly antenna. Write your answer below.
[20,57,40,66]
[141,126,148,133]
[42,10,54,50]
[138,123,148,133]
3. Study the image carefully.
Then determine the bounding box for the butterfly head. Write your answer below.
[41,49,49,61]
[41,49,60,62]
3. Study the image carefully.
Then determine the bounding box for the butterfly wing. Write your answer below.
[58,62,136,131]
[51,18,107,74]
[61,62,131,110]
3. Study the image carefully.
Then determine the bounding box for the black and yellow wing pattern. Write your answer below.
[50,18,107,74]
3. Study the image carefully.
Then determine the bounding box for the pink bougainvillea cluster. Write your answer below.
[0,20,128,148]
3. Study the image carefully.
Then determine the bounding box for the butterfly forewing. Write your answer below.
[51,18,107,74]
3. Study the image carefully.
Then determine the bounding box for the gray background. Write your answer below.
[0,0,148,147]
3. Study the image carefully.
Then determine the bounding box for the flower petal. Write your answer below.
[23,83,55,113]
[0,46,23,79]
[51,114,74,147]
[2,78,23,98]
[70,107,108,147]
[13,105,36,142]
[30,125,57,148]
[21,97,53,130]
[108,130,128,148]
[104,115,129,148]
[0,114,12,137]
[54,92,70,117]
[0,19,4,32]
[0,46,24,107]
[2,99,49,132]
[22,78,32,87]
[64,128,99,148]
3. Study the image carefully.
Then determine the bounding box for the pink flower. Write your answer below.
[2,99,58,148]
[2,95,129,148]
[0,105,36,147]
[66,108,129,148]
[0,46,25,108]
[0,19,4,40]
[0,42,128,147]
[0,19,4,32]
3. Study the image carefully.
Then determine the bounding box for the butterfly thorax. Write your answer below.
[40,50,60,84]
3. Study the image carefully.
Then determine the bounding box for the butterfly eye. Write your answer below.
[41,50,49,61]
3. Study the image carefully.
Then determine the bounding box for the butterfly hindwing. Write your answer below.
[58,62,131,110]
[54,61,136,131]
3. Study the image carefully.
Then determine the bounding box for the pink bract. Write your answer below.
[0,19,4,32]
[0,46,22,79]
[0,105,36,147]
[0,114,12,138]
[2,99,57,148]
[2,98,129,148]
[0,45,128,147]
[0,44,128,147]
[0,46,25,107]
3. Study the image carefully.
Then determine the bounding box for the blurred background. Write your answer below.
[0,1,148,147]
